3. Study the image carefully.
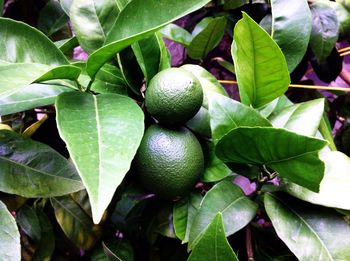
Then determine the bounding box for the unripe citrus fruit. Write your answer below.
[133,124,204,199]
[145,68,203,125]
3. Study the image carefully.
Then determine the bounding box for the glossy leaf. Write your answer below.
[269,98,325,136]
[265,193,350,261]
[285,151,350,210]
[0,83,72,116]
[208,92,271,143]
[70,0,119,53]
[309,2,339,63]
[131,34,161,82]
[16,205,41,242]
[115,0,132,11]
[56,92,144,224]
[0,63,80,99]
[188,17,227,59]
[0,130,84,197]
[32,209,55,261]
[87,0,211,78]
[189,179,257,249]
[51,196,102,250]
[232,12,290,108]
[216,127,327,192]
[0,17,67,65]
[161,23,192,46]
[173,193,202,243]
[188,213,238,261]
[0,200,20,261]
[271,0,312,72]
[38,0,69,36]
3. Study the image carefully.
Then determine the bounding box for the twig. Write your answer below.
[218,80,350,92]
[339,50,350,57]
[338,46,350,53]
[246,225,254,261]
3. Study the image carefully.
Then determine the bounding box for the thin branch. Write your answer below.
[218,80,350,92]
[246,225,255,261]
[339,50,350,57]
[338,46,350,53]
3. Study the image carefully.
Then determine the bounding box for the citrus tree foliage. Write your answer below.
[0,0,350,260]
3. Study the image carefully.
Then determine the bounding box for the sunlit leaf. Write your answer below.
[56,92,144,223]
[232,12,290,107]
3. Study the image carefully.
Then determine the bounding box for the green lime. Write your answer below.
[145,68,203,125]
[133,124,204,199]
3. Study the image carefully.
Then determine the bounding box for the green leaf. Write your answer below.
[56,92,144,224]
[0,0,3,16]
[285,151,350,210]
[265,193,350,261]
[0,63,80,100]
[269,98,325,136]
[38,0,69,36]
[131,34,161,82]
[216,127,327,192]
[0,83,72,116]
[86,0,211,78]
[115,0,132,11]
[188,213,238,261]
[224,0,248,10]
[161,23,192,46]
[0,17,68,65]
[188,17,227,60]
[208,93,271,143]
[51,196,102,250]
[0,200,20,261]
[309,2,339,63]
[16,205,41,242]
[189,179,257,249]
[91,64,127,95]
[232,12,290,108]
[70,0,119,53]
[102,240,134,261]
[55,37,79,54]
[155,32,171,71]
[173,193,202,243]
[32,209,55,261]
[271,0,312,72]
[117,47,144,95]
[0,130,84,197]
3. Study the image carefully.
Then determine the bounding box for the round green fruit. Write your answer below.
[145,68,203,125]
[133,124,204,199]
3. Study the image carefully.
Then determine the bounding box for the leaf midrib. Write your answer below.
[93,95,102,214]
